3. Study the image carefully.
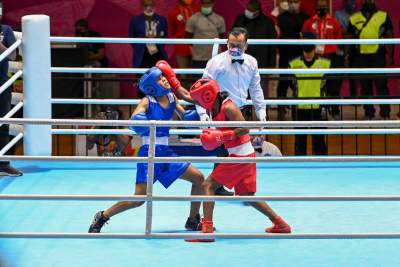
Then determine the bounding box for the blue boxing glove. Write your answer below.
[129,113,149,135]
[183,110,200,121]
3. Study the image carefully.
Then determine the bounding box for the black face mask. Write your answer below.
[362,3,375,12]
[317,8,327,17]
[75,31,87,36]
[302,45,315,53]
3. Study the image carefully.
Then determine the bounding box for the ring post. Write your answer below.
[22,15,52,155]
[145,123,156,235]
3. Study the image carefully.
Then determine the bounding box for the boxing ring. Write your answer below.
[1,15,400,266]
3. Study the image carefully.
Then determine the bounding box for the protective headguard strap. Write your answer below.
[190,79,220,111]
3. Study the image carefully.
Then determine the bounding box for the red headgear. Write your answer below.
[190,79,220,111]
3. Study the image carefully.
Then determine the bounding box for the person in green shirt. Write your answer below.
[290,32,330,155]
[347,0,394,119]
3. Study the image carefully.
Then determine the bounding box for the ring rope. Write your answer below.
[0,102,23,128]
[1,232,400,240]
[0,155,399,163]
[0,39,21,63]
[1,118,399,128]
[49,36,400,45]
[0,133,23,156]
[0,70,23,96]
[2,195,400,202]
[51,98,400,106]
[51,128,400,135]
[50,67,400,75]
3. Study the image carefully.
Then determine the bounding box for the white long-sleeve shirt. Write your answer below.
[202,50,266,120]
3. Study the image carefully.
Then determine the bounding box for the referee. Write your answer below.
[199,27,267,195]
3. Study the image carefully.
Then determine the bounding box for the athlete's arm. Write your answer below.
[175,86,197,104]
[223,102,249,136]
[132,97,149,116]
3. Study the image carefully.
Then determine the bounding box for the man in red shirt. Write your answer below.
[302,0,343,119]
[168,0,199,72]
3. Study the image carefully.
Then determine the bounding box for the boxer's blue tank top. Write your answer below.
[142,92,176,137]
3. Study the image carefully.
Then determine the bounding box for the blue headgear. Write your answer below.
[139,67,170,97]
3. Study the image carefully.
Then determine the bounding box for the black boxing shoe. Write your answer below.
[215,186,234,196]
[185,214,201,231]
[88,211,109,233]
[0,165,23,177]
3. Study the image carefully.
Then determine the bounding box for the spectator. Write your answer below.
[335,0,357,97]
[233,0,277,98]
[252,136,283,157]
[75,19,119,112]
[277,0,309,120]
[269,0,289,37]
[347,0,394,120]
[75,19,108,67]
[129,0,168,69]
[302,0,343,120]
[335,0,356,30]
[185,0,226,68]
[168,0,199,71]
[0,7,22,177]
[290,32,329,155]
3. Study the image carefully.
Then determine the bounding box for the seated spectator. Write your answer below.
[75,19,108,67]
[252,137,283,156]
[86,106,132,157]
[185,0,226,68]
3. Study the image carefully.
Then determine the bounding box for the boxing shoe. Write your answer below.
[88,211,109,233]
[265,217,291,234]
[185,218,215,242]
[185,214,201,231]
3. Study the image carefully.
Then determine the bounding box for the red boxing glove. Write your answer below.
[200,129,236,151]
[156,60,181,91]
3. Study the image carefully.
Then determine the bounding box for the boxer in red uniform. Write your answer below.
[189,79,291,241]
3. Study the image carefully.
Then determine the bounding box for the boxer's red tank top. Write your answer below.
[212,99,251,149]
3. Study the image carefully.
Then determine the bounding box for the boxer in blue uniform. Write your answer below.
[88,67,205,233]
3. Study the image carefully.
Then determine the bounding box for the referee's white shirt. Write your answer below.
[202,50,266,120]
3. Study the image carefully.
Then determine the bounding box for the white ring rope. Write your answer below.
[0,133,23,156]
[2,195,400,202]
[0,118,399,128]
[1,232,399,240]
[0,39,21,63]
[0,155,399,162]
[0,102,23,127]
[50,66,400,75]
[51,128,400,135]
[0,70,23,96]
[49,36,400,45]
[51,98,400,106]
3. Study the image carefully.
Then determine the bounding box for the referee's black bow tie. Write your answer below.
[232,59,244,64]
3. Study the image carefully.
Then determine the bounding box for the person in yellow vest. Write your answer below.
[290,31,330,155]
[347,0,394,120]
